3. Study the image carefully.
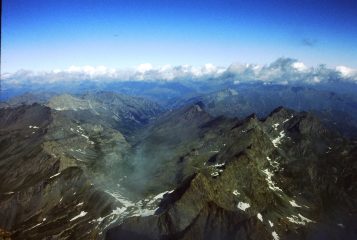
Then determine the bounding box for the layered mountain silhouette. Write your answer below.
[0,92,356,240]
[178,84,357,138]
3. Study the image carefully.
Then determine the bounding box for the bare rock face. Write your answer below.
[0,93,164,239]
[106,106,357,240]
[0,96,356,240]
[0,104,122,239]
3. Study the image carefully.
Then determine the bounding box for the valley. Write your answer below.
[0,91,356,239]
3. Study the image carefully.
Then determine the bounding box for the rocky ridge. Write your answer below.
[0,94,355,240]
[107,104,357,240]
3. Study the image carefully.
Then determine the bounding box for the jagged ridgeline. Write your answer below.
[0,92,356,240]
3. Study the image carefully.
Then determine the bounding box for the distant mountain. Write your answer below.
[1,80,214,107]
[3,78,357,138]
[0,92,58,108]
[47,91,163,136]
[179,84,357,138]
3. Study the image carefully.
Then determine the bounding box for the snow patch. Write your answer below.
[96,216,106,223]
[257,213,263,222]
[49,172,61,179]
[210,163,225,177]
[76,149,85,154]
[289,200,302,208]
[105,191,136,208]
[287,214,314,225]
[272,131,286,147]
[28,222,43,230]
[237,202,250,211]
[213,163,225,167]
[81,134,89,140]
[272,231,280,240]
[282,115,293,123]
[262,169,283,192]
[269,220,274,227]
[326,146,332,153]
[70,211,87,221]
[147,190,174,205]
[4,192,14,195]
[232,190,240,196]
[99,188,176,228]
[133,208,157,217]
[266,156,279,169]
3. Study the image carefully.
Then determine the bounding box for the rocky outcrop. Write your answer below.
[106,106,357,240]
[0,104,131,239]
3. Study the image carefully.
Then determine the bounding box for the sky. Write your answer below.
[2,0,357,72]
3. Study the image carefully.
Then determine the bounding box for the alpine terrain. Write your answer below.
[0,91,356,240]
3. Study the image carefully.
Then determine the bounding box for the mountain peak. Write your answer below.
[193,101,205,111]
[268,106,290,116]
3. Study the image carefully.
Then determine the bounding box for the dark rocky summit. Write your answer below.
[106,105,357,240]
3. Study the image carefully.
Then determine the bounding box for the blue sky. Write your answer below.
[2,0,357,72]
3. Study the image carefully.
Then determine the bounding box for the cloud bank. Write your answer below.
[2,58,357,86]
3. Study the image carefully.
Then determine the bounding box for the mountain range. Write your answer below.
[0,90,356,239]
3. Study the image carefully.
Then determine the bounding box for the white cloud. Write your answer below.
[336,66,357,78]
[66,65,117,77]
[292,61,308,72]
[137,63,153,73]
[227,58,357,84]
[2,58,356,86]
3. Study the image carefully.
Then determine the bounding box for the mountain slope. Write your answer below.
[47,91,163,136]
[0,91,170,239]
[0,104,133,239]
[107,105,357,240]
[0,99,355,240]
